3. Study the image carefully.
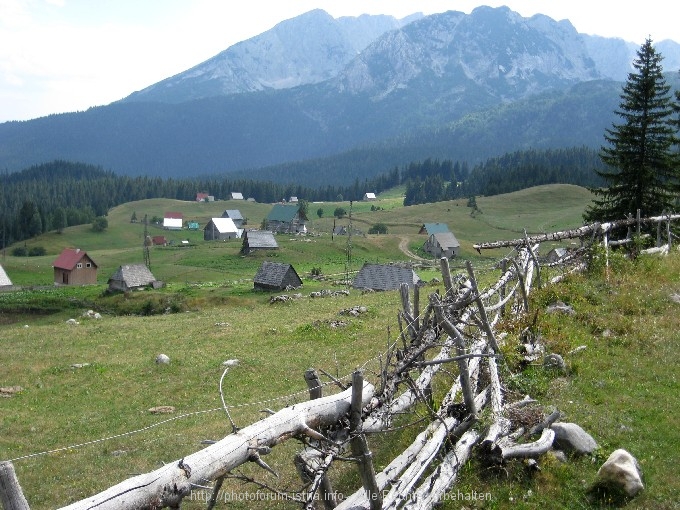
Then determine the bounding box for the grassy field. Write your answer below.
[2,183,592,287]
[2,184,677,508]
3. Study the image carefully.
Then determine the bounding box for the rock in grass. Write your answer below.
[155,354,170,364]
[148,406,175,414]
[550,422,597,454]
[595,449,644,497]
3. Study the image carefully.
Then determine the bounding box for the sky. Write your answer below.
[1,0,677,123]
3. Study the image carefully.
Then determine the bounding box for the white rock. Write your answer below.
[155,354,170,364]
[550,422,598,454]
[222,359,240,367]
[595,449,644,497]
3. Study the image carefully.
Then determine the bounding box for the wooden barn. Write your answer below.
[253,261,302,291]
[423,231,460,258]
[53,248,98,285]
[352,263,421,291]
[204,218,240,241]
[241,231,278,254]
[107,264,159,292]
[419,223,450,235]
[151,235,167,246]
[265,204,306,233]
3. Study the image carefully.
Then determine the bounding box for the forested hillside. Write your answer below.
[0,147,605,248]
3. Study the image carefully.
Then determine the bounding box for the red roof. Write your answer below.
[53,248,96,270]
[196,193,209,201]
[165,212,183,219]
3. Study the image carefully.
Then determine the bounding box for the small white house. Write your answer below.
[204,217,241,241]
[230,192,244,200]
[363,192,377,201]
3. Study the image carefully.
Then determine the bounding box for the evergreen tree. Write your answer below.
[53,207,67,233]
[584,38,680,225]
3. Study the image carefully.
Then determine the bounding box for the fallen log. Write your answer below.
[58,382,374,510]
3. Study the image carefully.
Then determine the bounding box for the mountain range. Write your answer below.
[1,6,679,187]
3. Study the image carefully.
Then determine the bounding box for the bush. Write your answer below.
[28,246,46,256]
[368,223,388,234]
[92,216,108,232]
[11,246,27,257]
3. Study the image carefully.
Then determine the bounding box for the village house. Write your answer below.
[52,248,98,285]
[0,264,14,290]
[423,231,461,259]
[204,218,240,241]
[221,209,245,229]
[230,192,244,200]
[265,204,306,233]
[419,223,450,235]
[163,212,183,230]
[196,192,209,202]
[352,263,421,291]
[363,192,377,201]
[253,261,302,291]
[107,264,160,292]
[151,235,167,246]
[241,231,278,254]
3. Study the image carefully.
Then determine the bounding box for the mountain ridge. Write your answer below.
[0,6,678,182]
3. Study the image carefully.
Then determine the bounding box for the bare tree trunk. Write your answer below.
[59,383,374,510]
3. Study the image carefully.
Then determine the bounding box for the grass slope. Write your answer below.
[5,184,677,508]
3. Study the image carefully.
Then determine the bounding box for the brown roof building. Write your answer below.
[53,248,98,285]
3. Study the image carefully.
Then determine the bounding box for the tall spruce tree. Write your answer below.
[584,38,679,225]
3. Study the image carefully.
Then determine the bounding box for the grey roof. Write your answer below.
[244,230,278,249]
[432,231,460,249]
[108,264,156,288]
[0,264,12,287]
[253,261,302,289]
[352,263,421,291]
[420,223,450,235]
[222,209,244,221]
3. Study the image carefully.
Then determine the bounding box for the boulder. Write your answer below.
[550,422,597,454]
[595,449,644,497]
[155,354,170,364]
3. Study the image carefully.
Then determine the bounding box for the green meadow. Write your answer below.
[1,184,677,509]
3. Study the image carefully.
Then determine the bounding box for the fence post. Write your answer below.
[439,257,454,297]
[305,368,323,400]
[465,261,500,353]
[500,258,507,318]
[349,371,381,510]
[0,461,30,510]
[302,369,336,509]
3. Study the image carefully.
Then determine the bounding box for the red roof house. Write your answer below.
[53,248,98,285]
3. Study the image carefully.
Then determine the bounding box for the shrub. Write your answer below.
[28,246,47,256]
[12,246,27,257]
[368,223,388,234]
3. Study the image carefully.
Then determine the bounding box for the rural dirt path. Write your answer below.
[398,236,430,262]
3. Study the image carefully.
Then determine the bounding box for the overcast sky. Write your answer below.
[1,0,677,123]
